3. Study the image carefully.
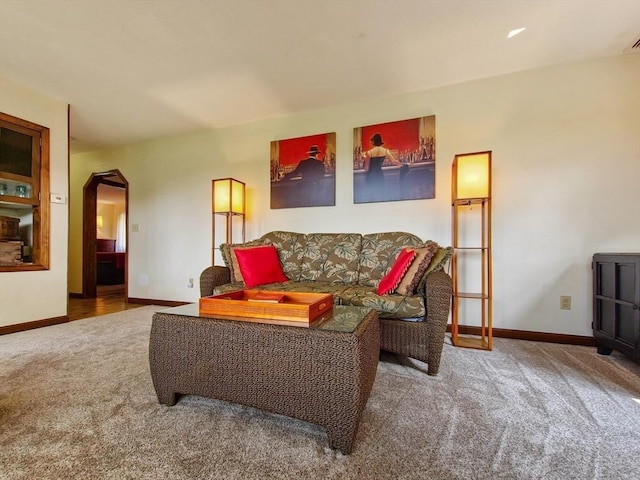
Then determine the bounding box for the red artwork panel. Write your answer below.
[353,116,435,204]
[270,132,336,209]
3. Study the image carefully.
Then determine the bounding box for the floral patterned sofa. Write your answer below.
[199,231,453,375]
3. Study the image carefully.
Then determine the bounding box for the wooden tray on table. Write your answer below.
[199,290,334,327]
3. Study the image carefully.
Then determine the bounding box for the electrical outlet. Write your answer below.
[187,278,194,289]
[560,296,571,310]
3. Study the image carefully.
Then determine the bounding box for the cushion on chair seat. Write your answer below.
[212,280,424,319]
[213,280,349,303]
[338,285,425,319]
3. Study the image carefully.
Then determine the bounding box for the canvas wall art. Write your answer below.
[353,116,435,204]
[270,132,336,209]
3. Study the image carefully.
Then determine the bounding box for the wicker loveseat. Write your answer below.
[199,231,453,375]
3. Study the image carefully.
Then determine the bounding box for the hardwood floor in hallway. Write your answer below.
[68,285,144,321]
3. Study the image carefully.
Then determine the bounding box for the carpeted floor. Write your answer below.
[1,306,639,480]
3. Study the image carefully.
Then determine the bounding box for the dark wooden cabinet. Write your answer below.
[592,253,640,363]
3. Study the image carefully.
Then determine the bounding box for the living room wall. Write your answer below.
[0,77,69,327]
[68,53,640,337]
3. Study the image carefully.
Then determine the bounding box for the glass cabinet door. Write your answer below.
[0,123,40,203]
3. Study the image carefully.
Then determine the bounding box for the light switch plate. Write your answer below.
[50,193,66,204]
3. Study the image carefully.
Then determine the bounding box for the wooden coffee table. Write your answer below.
[149,304,379,454]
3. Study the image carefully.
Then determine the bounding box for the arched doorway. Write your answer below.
[82,170,128,298]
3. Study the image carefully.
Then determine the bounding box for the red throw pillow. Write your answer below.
[376,248,417,295]
[233,245,288,288]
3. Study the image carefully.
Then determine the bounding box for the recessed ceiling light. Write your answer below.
[507,27,526,39]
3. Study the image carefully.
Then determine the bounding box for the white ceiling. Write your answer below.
[1,0,638,154]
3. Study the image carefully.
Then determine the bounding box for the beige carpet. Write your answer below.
[1,306,639,480]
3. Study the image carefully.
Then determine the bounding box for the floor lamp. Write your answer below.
[451,151,493,350]
[212,178,245,263]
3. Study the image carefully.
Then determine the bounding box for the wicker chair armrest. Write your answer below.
[423,269,453,374]
[199,266,231,297]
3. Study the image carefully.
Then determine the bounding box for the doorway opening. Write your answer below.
[82,170,128,299]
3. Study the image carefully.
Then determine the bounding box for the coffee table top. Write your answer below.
[156,303,375,333]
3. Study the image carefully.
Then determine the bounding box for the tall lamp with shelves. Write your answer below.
[451,151,492,350]
[212,178,245,262]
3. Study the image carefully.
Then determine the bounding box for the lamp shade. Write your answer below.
[452,152,491,200]
[96,215,103,228]
[212,178,245,215]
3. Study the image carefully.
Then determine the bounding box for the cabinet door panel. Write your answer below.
[0,126,33,177]
[599,263,614,297]
[617,306,637,345]
[618,264,636,303]
[597,300,615,336]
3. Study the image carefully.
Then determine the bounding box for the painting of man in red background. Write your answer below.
[353,116,435,204]
[271,132,336,209]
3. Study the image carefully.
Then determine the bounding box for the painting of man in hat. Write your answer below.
[282,145,326,184]
[270,132,336,209]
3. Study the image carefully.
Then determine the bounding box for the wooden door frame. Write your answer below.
[82,170,128,298]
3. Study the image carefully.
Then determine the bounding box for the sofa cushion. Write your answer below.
[255,280,350,300]
[377,247,417,295]
[339,285,425,319]
[220,239,264,282]
[211,280,424,319]
[299,233,362,284]
[259,231,306,281]
[358,232,424,287]
[396,241,439,296]
[212,281,248,295]
[233,245,288,288]
[212,280,349,302]
[425,246,454,275]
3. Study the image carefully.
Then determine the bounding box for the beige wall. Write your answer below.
[0,77,69,327]
[65,53,640,336]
